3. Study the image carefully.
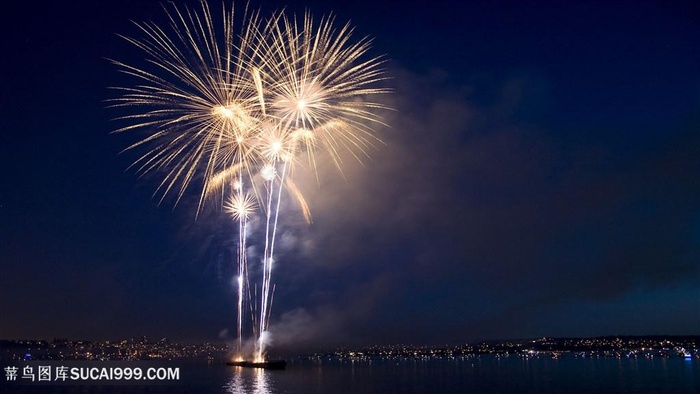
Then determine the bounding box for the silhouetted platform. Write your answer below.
[226,359,287,370]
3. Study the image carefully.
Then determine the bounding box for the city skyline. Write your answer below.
[2,335,699,361]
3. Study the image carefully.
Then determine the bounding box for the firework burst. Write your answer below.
[256,10,391,172]
[107,0,264,211]
[111,1,390,361]
[224,191,257,221]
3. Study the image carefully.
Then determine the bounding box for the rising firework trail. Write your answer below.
[110,1,389,361]
[224,187,256,355]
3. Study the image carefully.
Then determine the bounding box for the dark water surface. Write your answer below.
[5,356,699,393]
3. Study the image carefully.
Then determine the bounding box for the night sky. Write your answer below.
[1,0,699,353]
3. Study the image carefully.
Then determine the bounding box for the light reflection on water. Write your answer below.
[215,357,700,394]
[223,367,273,394]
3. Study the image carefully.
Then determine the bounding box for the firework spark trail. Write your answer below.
[217,160,255,359]
[112,1,389,361]
[254,159,289,359]
[224,187,255,355]
[257,162,275,359]
[236,188,248,357]
[237,198,247,356]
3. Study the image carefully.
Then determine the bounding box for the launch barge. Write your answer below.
[226,359,287,370]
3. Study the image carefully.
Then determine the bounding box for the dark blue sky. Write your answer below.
[1,0,699,352]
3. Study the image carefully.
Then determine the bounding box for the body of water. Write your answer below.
[4,356,699,393]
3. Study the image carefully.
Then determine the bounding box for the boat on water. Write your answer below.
[226,359,287,370]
